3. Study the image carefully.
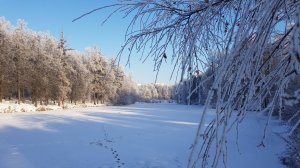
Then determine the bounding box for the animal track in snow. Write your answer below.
[90,127,125,168]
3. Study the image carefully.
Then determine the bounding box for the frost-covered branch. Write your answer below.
[75,0,300,167]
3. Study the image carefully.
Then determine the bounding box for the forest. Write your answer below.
[0,17,172,107]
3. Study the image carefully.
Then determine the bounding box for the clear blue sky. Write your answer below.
[0,0,176,84]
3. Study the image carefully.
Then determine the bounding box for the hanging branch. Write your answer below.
[73,0,300,167]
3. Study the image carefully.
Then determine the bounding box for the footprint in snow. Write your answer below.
[90,140,125,168]
[90,128,125,168]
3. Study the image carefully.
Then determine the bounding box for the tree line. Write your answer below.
[138,83,172,102]
[0,17,172,106]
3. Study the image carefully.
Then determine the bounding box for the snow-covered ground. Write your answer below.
[0,100,103,113]
[0,103,287,168]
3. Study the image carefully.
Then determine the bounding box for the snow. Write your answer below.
[0,101,37,113]
[0,103,287,168]
[0,101,104,113]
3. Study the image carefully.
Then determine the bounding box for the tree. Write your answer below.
[56,32,72,107]
[114,75,139,105]
[11,20,29,104]
[41,33,65,105]
[0,17,138,107]
[110,59,125,91]
[67,52,90,105]
[75,0,300,167]
[86,47,110,104]
[0,17,12,103]
[27,32,48,106]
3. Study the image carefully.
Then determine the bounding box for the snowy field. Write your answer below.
[0,103,286,168]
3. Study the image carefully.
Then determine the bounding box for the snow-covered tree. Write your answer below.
[27,32,49,106]
[110,59,125,91]
[137,83,172,102]
[0,17,138,107]
[56,32,72,107]
[40,33,64,105]
[86,47,110,104]
[11,20,29,104]
[114,75,139,105]
[0,17,12,103]
[64,51,87,105]
[75,0,300,167]
[173,80,189,104]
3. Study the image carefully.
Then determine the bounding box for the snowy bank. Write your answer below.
[0,101,104,113]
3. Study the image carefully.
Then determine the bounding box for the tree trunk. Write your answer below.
[17,71,21,104]
[0,62,2,103]
[34,100,38,107]
[0,73,2,103]
[32,95,38,107]
[0,86,2,103]
[21,86,25,103]
[17,84,21,104]
[61,98,65,108]
[32,84,37,107]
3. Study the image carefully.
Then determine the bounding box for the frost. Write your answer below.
[87,0,300,167]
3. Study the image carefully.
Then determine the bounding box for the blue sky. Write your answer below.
[0,0,175,84]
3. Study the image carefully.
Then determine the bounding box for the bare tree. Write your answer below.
[74,0,300,167]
